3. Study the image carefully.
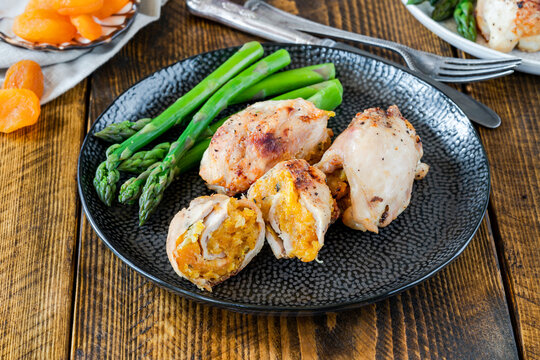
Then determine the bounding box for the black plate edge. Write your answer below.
[77,42,491,315]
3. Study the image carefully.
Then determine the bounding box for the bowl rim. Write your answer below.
[77,42,491,315]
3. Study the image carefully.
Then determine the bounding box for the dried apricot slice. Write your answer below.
[92,0,129,19]
[0,89,41,134]
[13,10,77,44]
[3,60,44,99]
[70,15,102,41]
[25,0,55,11]
[53,0,104,16]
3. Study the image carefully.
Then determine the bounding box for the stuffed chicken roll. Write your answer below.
[317,105,429,233]
[200,98,334,195]
[247,159,337,262]
[166,194,265,291]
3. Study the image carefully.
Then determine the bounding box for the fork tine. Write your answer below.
[433,69,515,83]
[438,63,519,76]
[439,61,520,71]
[442,57,521,66]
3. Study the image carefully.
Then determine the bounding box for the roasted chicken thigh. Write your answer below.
[199,99,334,195]
[317,106,429,233]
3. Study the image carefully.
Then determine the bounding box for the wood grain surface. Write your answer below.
[0,82,88,359]
[467,72,540,360]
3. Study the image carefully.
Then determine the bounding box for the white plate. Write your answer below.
[402,0,540,75]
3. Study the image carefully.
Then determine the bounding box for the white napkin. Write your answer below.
[0,0,167,104]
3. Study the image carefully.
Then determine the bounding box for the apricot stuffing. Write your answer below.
[3,60,44,99]
[13,9,77,44]
[0,89,41,134]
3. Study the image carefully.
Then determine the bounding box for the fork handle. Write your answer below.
[245,0,416,67]
[186,0,335,46]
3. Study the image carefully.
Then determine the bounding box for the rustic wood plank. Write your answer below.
[71,0,520,358]
[0,82,88,359]
[465,71,540,360]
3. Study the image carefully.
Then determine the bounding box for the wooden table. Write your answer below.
[1,0,538,358]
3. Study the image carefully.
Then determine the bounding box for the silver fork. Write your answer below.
[245,0,522,83]
[187,0,504,127]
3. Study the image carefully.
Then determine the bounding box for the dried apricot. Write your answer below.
[3,60,44,99]
[53,0,104,16]
[70,15,102,41]
[0,89,41,134]
[92,0,129,19]
[25,0,55,11]
[13,10,77,44]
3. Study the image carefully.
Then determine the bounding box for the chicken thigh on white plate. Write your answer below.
[247,159,338,262]
[316,105,429,234]
[476,0,540,52]
[199,99,334,196]
[166,194,265,291]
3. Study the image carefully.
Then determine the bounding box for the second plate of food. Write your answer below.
[402,0,540,75]
[78,43,490,314]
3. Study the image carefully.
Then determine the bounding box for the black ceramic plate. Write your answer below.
[78,44,490,315]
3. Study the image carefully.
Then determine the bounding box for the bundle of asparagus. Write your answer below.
[93,41,344,225]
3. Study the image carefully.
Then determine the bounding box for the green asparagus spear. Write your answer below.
[118,163,160,205]
[119,122,224,175]
[118,142,170,173]
[94,118,152,143]
[306,82,343,111]
[430,0,439,5]
[138,49,291,224]
[93,41,264,206]
[94,68,338,144]
[454,0,477,41]
[432,0,459,21]
[230,63,335,104]
[407,0,426,4]
[272,79,342,101]
[119,139,211,205]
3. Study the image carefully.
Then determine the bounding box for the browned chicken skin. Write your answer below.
[476,0,540,52]
[199,99,334,195]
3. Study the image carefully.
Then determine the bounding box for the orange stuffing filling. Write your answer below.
[249,169,319,262]
[326,169,352,214]
[173,199,259,283]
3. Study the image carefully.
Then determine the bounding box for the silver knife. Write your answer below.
[186,0,501,128]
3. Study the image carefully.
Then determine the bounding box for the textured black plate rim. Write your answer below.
[77,43,491,315]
